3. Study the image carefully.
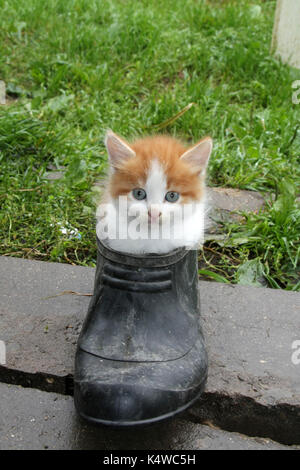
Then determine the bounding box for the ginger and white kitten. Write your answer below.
[96,130,212,254]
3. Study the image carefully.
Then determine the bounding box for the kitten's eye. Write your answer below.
[165,191,180,203]
[132,188,147,200]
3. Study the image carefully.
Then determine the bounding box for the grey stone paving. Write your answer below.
[207,187,265,213]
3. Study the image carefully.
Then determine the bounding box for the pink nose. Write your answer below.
[148,208,161,220]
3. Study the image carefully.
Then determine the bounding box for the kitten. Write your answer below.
[96,130,212,254]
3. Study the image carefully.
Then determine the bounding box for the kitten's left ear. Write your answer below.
[180,137,213,175]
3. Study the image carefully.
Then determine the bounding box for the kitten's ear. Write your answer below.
[180,137,213,175]
[105,130,136,169]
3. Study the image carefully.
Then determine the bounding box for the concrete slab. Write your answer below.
[0,383,292,450]
[0,256,299,444]
[207,187,264,214]
[205,187,265,241]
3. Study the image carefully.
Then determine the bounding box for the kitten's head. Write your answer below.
[105,130,212,225]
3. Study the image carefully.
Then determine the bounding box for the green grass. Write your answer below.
[0,0,299,289]
[201,179,300,290]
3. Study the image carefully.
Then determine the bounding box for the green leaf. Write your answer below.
[235,258,265,287]
[44,94,74,113]
[249,5,262,19]
[6,82,28,97]
[64,156,87,186]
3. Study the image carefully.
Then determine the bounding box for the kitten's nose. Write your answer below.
[148,208,161,221]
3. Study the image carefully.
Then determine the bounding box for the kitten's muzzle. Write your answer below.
[148,207,162,222]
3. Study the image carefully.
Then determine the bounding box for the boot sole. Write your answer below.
[75,377,206,428]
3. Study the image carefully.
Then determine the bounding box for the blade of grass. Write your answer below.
[145,103,195,130]
[198,269,231,284]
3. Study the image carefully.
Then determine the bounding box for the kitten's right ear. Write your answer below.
[105,130,136,169]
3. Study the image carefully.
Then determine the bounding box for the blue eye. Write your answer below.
[132,188,146,200]
[165,191,179,203]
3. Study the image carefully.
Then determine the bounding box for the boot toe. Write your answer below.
[74,342,207,426]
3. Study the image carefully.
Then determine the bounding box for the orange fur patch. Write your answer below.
[109,135,206,202]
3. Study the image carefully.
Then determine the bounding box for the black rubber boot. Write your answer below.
[74,239,208,426]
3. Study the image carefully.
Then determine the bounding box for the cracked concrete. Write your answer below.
[0,383,295,450]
